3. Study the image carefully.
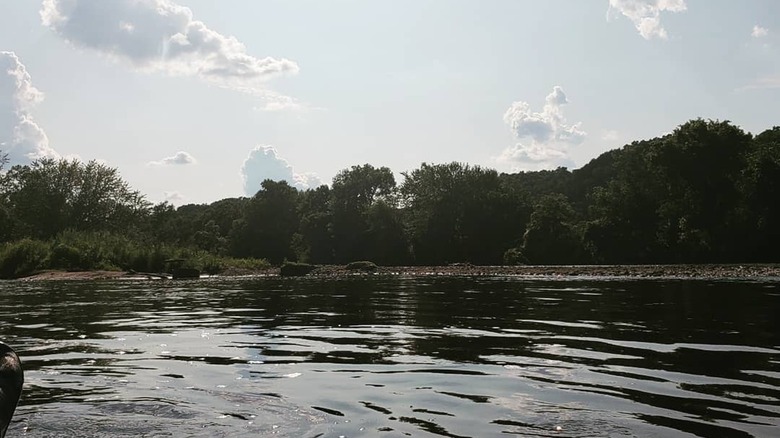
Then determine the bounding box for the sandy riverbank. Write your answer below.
[12,264,780,281]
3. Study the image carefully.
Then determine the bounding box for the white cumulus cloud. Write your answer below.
[148,150,197,166]
[0,51,60,166]
[607,0,687,40]
[40,0,299,104]
[752,25,769,38]
[504,86,586,144]
[241,145,322,196]
[497,86,585,171]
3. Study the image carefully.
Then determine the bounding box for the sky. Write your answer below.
[1,0,779,205]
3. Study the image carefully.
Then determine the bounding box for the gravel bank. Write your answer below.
[14,264,780,281]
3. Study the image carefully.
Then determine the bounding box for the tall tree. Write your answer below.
[651,119,751,261]
[297,185,335,263]
[1,158,148,239]
[522,194,583,264]
[401,162,526,264]
[583,138,667,263]
[363,200,410,265]
[330,164,397,262]
[741,126,780,260]
[584,120,753,263]
[231,180,300,264]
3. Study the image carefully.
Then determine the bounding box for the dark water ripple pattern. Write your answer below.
[0,277,778,437]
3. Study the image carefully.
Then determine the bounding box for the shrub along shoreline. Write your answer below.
[0,232,270,280]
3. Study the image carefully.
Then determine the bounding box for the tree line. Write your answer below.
[1,119,779,277]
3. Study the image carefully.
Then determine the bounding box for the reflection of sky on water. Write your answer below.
[1,277,779,437]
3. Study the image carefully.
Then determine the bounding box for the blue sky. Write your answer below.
[1,0,778,204]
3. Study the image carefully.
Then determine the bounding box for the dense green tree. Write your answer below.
[330,164,397,262]
[500,167,574,205]
[331,164,396,212]
[166,198,248,254]
[2,120,780,270]
[193,220,227,254]
[742,127,780,260]
[145,202,178,245]
[297,185,334,263]
[231,180,300,264]
[204,198,249,242]
[522,194,583,264]
[363,200,410,265]
[583,120,754,263]
[0,158,148,239]
[401,162,527,264]
[651,120,751,261]
[583,138,667,263]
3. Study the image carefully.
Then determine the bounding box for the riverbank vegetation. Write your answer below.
[1,119,779,279]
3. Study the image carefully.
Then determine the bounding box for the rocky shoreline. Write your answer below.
[13,264,780,281]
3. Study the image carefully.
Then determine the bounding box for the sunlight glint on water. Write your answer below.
[1,277,778,437]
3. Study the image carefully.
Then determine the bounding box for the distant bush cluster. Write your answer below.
[0,231,269,279]
[1,119,779,278]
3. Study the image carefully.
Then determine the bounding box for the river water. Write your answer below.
[1,276,779,437]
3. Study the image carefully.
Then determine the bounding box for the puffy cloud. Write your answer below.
[752,25,769,38]
[40,0,299,100]
[497,86,585,171]
[0,51,60,166]
[606,0,687,40]
[240,145,322,196]
[503,87,585,143]
[148,150,196,166]
[503,86,586,145]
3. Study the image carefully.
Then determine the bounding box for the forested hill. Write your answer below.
[1,119,779,276]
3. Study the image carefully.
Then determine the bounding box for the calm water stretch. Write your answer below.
[1,276,779,437]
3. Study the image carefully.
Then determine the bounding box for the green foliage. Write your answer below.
[230,180,300,264]
[503,248,527,266]
[50,243,82,270]
[332,164,396,212]
[401,162,527,265]
[1,119,779,274]
[214,256,270,272]
[297,186,334,263]
[581,119,762,263]
[330,164,398,263]
[740,126,780,259]
[0,239,49,278]
[522,194,583,264]
[0,158,149,240]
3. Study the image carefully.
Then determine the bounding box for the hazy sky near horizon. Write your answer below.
[1,0,779,205]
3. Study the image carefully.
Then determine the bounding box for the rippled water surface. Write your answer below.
[1,276,779,437]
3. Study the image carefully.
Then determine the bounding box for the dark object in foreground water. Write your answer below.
[0,342,22,438]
